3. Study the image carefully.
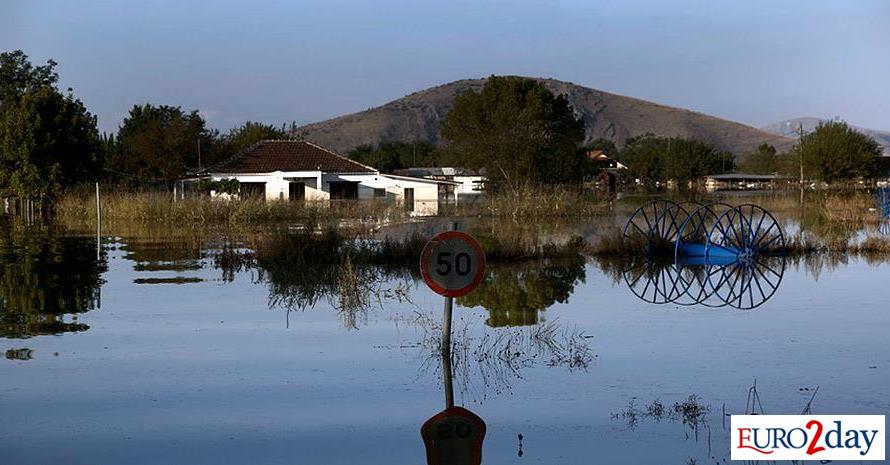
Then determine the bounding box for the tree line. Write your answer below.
[736,123,884,183]
[2,51,885,206]
[433,75,885,189]
[0,50,299,202]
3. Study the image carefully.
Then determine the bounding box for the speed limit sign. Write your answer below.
[420,231,486,297]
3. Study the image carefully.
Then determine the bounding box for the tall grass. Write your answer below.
[446,183,610,218]
[55,191,406,231]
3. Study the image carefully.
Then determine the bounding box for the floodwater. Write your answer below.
[1,209,888,464]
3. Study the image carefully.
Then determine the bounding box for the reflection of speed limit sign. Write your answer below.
[421,406,486,465]
[420,231,486,297]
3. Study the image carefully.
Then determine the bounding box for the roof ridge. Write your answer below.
[300,140,379,172]
[205,139,378,175]
[201,140,266,174]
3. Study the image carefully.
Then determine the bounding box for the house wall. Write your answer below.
[210,171,326,201]
[341,174,440,215]
[208,171,444,215]
[452,175,485,195]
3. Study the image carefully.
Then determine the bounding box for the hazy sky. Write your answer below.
[4,0,888,134]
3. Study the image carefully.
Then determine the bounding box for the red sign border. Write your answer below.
[419,231,486,298]
[420,406,487,465]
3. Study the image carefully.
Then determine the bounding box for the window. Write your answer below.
[239,182,265,201]
[374,188,386,198]
[329,181,359,200]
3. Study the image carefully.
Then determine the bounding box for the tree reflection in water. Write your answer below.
[209,230,595,400]
[212,229,588,330]
[0,220,107,338]
[211,230,420,330]
[458,256,586,327]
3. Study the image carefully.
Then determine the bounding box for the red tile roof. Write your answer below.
[210,140,376,174]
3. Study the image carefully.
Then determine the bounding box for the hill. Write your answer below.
[293,77,794,158]
[762,117,890,155]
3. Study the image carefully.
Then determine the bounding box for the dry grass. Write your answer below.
[448,183,610,218]
[55,191,406,231]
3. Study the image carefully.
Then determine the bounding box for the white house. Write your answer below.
[393,167,486,200]
[204,140,458,216]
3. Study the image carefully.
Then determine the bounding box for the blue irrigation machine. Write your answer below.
[878,187,890,236]
[620,200,787,309]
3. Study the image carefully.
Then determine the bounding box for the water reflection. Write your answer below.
[211,230,587,329]
[620,257,786,309]
[458,257,586,327]
[406,313,594,402]
[0,221,106,338]
[212,236,418,329]
[121,237,205,284]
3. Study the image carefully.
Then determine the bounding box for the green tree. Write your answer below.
[347,141,438,173]
[797,121,881,182]
[218,121,287,162]
[737,143,779,174]
[618,135,733,188]
[113,104,213,188]
[0,50,101,202]
[440,76,585,186]
[0,50,58,108]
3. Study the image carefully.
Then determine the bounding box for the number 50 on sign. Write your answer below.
[420,231,486,297]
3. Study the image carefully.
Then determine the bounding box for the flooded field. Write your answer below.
[2,193,889,464]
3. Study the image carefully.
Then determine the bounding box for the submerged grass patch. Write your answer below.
[441,184,610,219]
[55,191,407,230]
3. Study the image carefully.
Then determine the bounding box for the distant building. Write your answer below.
[703,173,790,191]
[586,150,627,170]
[203,140,458,216]
[393,167,486,200]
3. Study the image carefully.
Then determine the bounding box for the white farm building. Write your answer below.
[203,140,458,216]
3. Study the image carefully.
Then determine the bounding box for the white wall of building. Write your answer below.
[211,171,326,201]
[452,175,485,196]
[208,171,447,216]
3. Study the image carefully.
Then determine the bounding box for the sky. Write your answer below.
[3,0,889,134]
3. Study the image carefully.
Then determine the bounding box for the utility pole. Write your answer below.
[798,123,805,186]
[798,123,805,206]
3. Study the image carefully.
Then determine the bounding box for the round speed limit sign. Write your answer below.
[420,231,486,297]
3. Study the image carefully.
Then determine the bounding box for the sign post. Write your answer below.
[420,226,486,465]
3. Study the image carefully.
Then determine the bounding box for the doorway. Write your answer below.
[289,182,305,201]
[403,188,414,212]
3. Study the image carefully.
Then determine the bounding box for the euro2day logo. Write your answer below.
[731,415,885,461]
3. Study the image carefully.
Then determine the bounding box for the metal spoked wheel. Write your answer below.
[673,263,729,307]
[880,215,890,236]
[706,204,785,260]
[622,259,688,304]
[622,200,689,257]
[708,257,786,310]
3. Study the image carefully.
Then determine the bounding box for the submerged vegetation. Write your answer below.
[56,190,408,229]
[54,184,611,232]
